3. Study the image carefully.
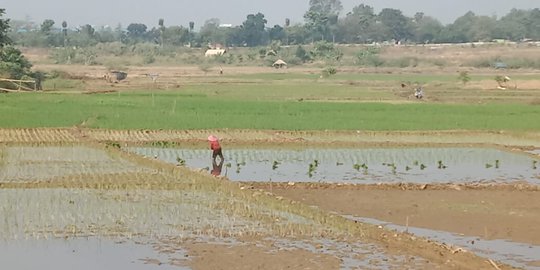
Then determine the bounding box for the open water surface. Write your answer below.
[130,147,540,184]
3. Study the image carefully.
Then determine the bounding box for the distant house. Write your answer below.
[205,49,226,57]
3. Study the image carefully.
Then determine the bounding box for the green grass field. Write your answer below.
[1,91,539,131]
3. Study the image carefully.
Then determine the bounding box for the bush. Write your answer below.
[311,41,343,62]
[321,66,337,78]
[355,47,385,67]
[458,71,471,85]
[50,47,77,64]
[295,45,311,62]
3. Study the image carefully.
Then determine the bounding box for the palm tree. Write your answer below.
[62,21,68,47]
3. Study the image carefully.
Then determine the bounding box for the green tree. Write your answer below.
[0,11,33,81]
[469,15,497,41]
[61,21,68,46]
[378,8,414,42]
[337,4,377,43]
[497,9,527,41]
[441,11,477,43]
[269,25,285,42]
[158,18,165,46]
[241,12,268,46]
[163,26,190,46]
[413,14,443,43]
[286,24,310,45]
[304,0,342,41]
[0,9,11,46]
[40,19,55,34]
[126,23,148,43]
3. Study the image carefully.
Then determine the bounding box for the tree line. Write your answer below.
[6,1,540,48]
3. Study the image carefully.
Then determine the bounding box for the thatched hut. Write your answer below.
[272,59,287,69]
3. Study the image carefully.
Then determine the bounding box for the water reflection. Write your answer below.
[345,216,540,270]
[211,159,223,176]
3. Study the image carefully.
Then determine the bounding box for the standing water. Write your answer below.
[129,147,540,184]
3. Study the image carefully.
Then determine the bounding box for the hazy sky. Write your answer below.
[2,0,538,29]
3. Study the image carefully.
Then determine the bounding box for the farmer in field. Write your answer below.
[208,135,224,162]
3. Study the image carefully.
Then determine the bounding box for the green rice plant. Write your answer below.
[420,164,427,170]
[437,160,447,169]
[272,161,280,170]
[495,160,500,169]
[105,142,121,149]
[533,160,538,170]
[2,92,540,131]
[235,161,246,173]
[485,163,493,169]
[307,160,319,178]
[176,157,186,166]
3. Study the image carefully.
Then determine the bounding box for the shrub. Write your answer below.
[458,71,471,85]
[321,66,337,78]
[355,47,384,67]
[49,47,77,64]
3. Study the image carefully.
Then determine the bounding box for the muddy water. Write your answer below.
[130,147,540,184]
[0,238,188,270]
[346,216,540,270]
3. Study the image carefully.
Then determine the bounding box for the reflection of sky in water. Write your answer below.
[129,147,540,184]
[0,238,188,270]
[347,216,540,270]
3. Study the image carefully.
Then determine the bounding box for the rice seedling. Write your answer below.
[534,160,538,170]
[176,157,186,166]
[307,160,319,178]
[495,160,500,169]
[353,163,369,175]
[272,161,280,170]
[485,163,493,169]
[437,160,447,169]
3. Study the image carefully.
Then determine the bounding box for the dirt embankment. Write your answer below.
[250,182,540,246]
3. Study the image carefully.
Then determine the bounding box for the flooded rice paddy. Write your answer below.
[0,145,439,269]
[0,146,149,182]
[346,216,540,270]
[0,238,187,270]
[0,188,436,269]
[130,147,540,184]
